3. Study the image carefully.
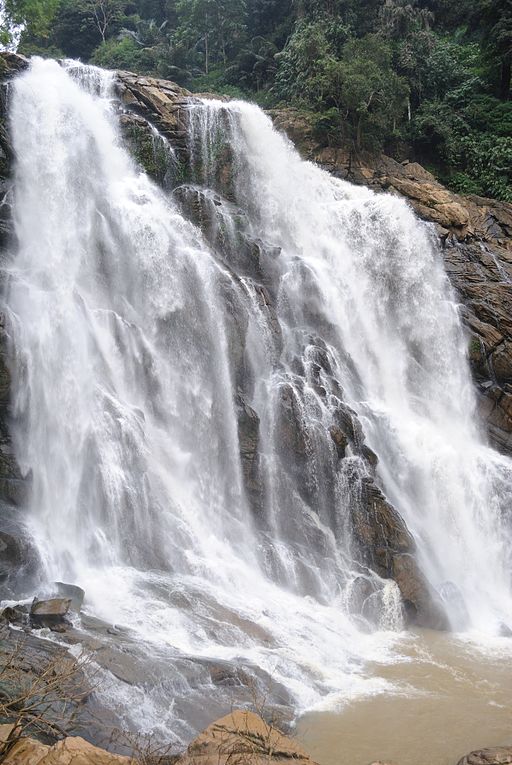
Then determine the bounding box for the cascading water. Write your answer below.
[186,100,512,633]
[2,56,512,742]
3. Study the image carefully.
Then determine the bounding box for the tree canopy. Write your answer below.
[6,0,512,200]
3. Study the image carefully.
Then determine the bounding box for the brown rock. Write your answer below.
[30,597,71,626]
[457,748,512,765]
[176,710,318,765]
[351,482,448,629]
[392,553,447,630]
[3,736,133,765]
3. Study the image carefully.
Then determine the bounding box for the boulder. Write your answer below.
[176,710,318,765]
[392,554,448,630]
[2,734,134,765]
[53,582,85,612]
[0,624,106,741]
[30,597,71,627]
[457,749,512,765]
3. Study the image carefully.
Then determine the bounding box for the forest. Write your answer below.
[2,0,511,201]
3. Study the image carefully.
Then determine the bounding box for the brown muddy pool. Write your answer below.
[295,629,512,765]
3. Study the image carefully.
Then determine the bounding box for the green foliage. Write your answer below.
[449,133,512,201]
[8,0,512,201]
[91,34,158,71]
[275,27,408,148]
[1,0,60,44]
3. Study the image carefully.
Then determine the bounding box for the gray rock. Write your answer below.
[54,582,85,612]
[30,597,71,627]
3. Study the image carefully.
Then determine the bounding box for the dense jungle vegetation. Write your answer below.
[2,0,511,200]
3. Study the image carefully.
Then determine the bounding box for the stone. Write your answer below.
[0,624,110,743]
[176,710,318,765]
[329,425,348,457]
[30,597,71,627]
[236,394,261,500]
[3,736,134,765]
[392,554,448,630]
[457,749,512,765]
[54,582,85,612]
[498,622,512,637]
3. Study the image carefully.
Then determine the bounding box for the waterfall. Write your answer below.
[2,57,512,739]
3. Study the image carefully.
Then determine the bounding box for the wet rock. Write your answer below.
[30,597,71,627]
[0,313,29,507]
[457,748,512,765]
[498,622,512,637]
[392,554,447,630]
[277,383,307,457]
[0,531,38,595]
[115,69,190,155]
[351,482,448,629]
[1,603,28,623]
[236,393,262,511]
[0,624,108,743]
[439,580,470,630]
[176,710,318,765]
[329,425,348,458]
[54,582,85,612]
[361,444,379,468]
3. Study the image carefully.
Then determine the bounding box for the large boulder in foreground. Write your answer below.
[457,748,512,765]
[0,726,133,765]
[176,710,318,765]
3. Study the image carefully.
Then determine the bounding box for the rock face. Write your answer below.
[270,108,512,456]
[176,710,317,765]
[0,625,97,738]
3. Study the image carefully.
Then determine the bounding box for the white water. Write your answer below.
[3,57,512,739]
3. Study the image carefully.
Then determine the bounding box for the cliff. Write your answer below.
[0,53,510,637]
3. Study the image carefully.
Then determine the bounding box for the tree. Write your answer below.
[0,0,60,45]
[471,0,512,99]
[85,0,126,43]
[274,17,350,104]
[174,0,247,74]
[49,0,103,59]
[325,36,409,147]
[377,0,433,39]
